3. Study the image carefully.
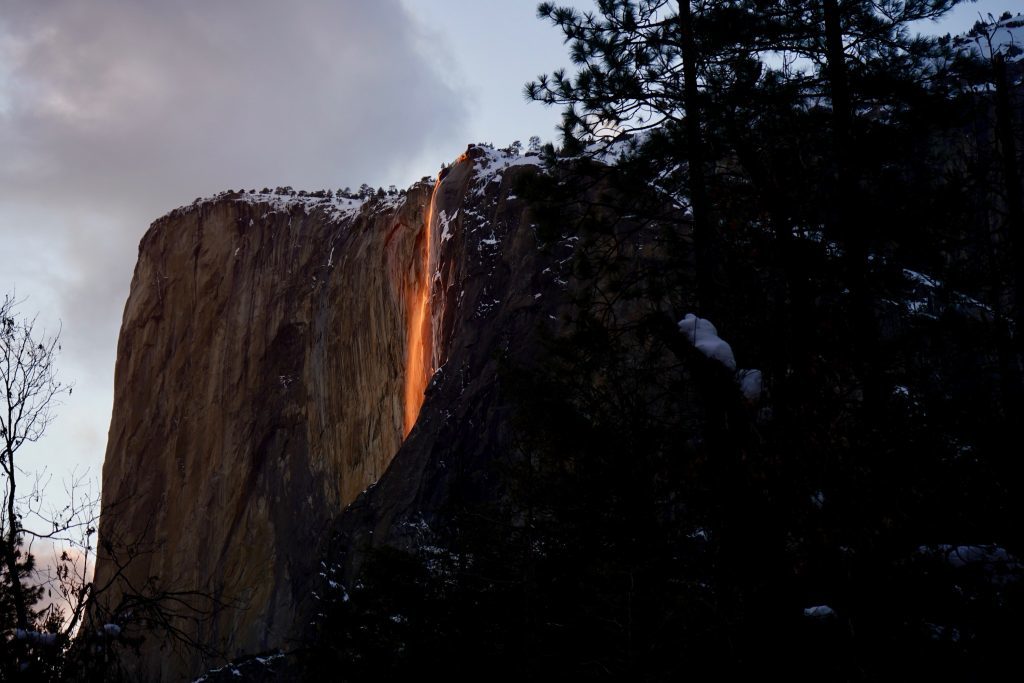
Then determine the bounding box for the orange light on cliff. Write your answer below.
[403,180,438,436]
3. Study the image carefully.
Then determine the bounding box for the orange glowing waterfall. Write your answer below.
[403,180,439,436]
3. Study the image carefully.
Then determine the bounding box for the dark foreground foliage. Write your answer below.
[303,4,1024,680]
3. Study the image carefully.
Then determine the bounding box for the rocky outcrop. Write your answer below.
[94,148,553,680]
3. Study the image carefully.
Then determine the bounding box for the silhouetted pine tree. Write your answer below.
[306,6,1024,680]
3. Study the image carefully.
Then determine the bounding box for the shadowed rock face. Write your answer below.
[94,148,550,679]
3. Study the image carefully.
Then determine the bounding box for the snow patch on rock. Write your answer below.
[678,314,737,371]
[803,605,836,619]
[679,314,765,402]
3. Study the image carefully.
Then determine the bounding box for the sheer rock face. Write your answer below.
[95,149,550,679]
[96,188,428,679]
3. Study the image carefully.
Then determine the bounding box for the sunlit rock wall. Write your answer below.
[94,186,431,678]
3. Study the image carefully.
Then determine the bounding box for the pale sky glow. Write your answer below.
[0,0,1014,515]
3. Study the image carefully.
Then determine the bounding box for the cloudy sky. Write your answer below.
[0,0,1013,505]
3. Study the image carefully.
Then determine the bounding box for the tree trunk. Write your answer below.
[822,0,878,405]
[994,53,1024,367]
[822,0,853,252]
[679,1,714,317]
[3,448,29,630]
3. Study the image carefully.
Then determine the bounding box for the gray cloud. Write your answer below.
[0,1,468,487]
[0,0,467,377]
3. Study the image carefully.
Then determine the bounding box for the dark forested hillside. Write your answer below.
[297,5,1024,682]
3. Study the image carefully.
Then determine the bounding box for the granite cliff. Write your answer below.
[93,146,555,679]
